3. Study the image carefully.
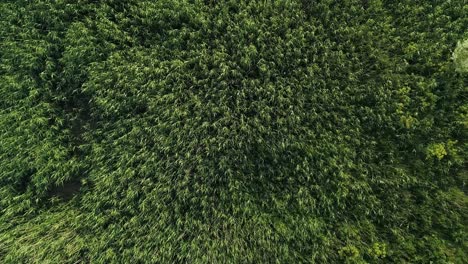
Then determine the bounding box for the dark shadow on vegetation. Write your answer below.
[48,179,82,201]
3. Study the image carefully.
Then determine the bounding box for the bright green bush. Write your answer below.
[1,0,466,263]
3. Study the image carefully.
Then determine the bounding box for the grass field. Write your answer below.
[0,0,467,263]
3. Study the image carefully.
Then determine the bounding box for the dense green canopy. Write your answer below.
[1,0,466,263]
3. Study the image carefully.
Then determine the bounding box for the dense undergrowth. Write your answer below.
[0,0,467,263]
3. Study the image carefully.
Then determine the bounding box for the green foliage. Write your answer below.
[427,143,448,160]
[0,0,467,263]
[453,39,468,72]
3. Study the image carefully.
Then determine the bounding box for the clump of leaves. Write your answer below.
[453,39,468,72]
[427,143,447,160]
